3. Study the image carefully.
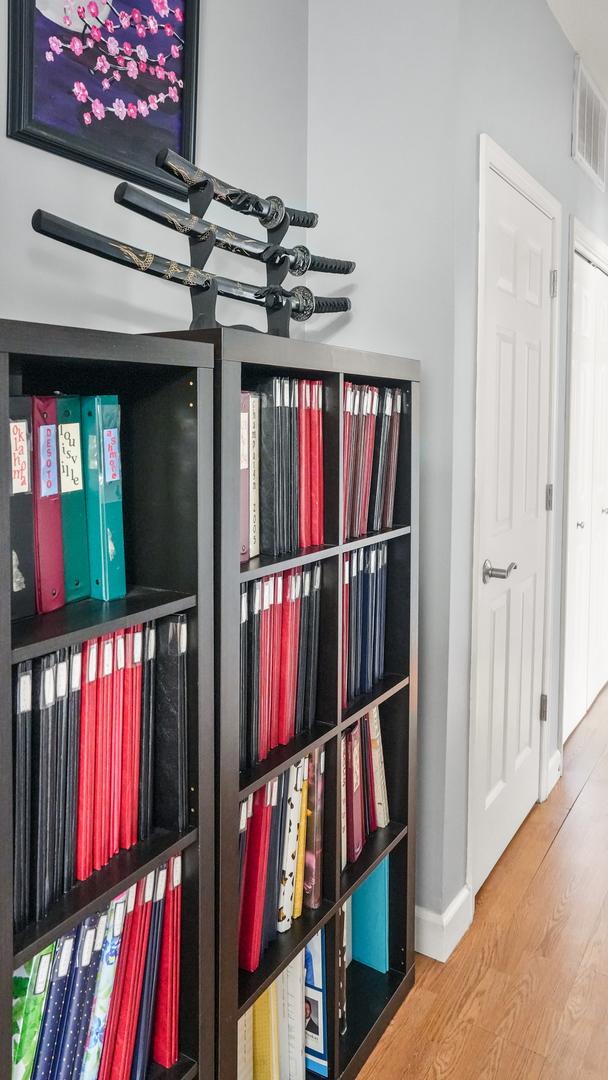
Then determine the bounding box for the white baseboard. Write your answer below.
[545,748,562,797]
[415,884,474,962]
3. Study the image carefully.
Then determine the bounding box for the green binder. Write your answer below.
[82,395,127,601]
[58,397,90,603]
[12,943,55,1080]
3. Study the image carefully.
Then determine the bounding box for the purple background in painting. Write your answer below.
[32,4,186,173]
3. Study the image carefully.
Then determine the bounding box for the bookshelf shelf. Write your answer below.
[340,824,408,904]
[342,673,410,726]
[10,587,197,663]
[239,723,337,799]
[339,962,413,1079]
[189,327,419,1080]
[13,828,198,967]
[239,543,340,583]
[238,901,336,1017]
[1,321,215,1080]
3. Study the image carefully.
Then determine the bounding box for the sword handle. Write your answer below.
[307,254,356,275]
[314,296,352,315]
[286,207,319,229]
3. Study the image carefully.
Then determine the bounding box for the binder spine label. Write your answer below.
[59,423,84,491]
[103,427,121,483]
[10,420,30,493]
[34,952,52,994]
[58,936,74,977]
[39,425,59,496]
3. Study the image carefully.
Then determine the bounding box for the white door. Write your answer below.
[563,255,595,737]
[472,163,555,892]
[564,255,608,735]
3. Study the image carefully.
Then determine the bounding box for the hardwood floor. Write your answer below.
[358,687,608,1079]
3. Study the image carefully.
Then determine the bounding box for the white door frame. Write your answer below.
[467,135,562,900]
[560,218,608,752]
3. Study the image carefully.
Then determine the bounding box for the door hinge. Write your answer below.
[540,693,548,723]
[546,483,553,511]
[550,269,558,299]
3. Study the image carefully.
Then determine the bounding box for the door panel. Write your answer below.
[473,167,553,892]
[587,265,608,705]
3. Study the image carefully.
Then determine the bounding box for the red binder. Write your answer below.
[346,721,364,864]
[110,630,126,858]
[152,854,182,1067]
[94,633,114,871]
[310,381,324,546]
[343,382,354,536]
[109,871,154,1080]
[298,380,312,549]
[76,638,98,881]
[258,578,272,761]
[121,626,143,849]
[32,396,65,612]
[269,574,283,751]
[342,556,350,710]
[98,883,138,1080]
[238,785,272,972]
[277,570,302,745]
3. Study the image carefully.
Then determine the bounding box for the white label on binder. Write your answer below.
[81,927,96,967]
[115,635,125,670]
[147,626,156,661]
[276,575,283,604]
[127,883,137,913]
[265,782,273,806]
[103,427,121,483]
[173,855,182,888]
[10,420,30,494]
[44,667,55,707]
[70,651,82,692]
[87,643,98,683]
[385,392,393,416]
[263,580,271,610]
[313,564,321,590]
[268,577,274,605]
[179,621,188,654]
[241,591,248,623]
[59,423,84,492]
[103,639,113,677]
[283,380,290,407]
[94,914,107,951]
[303,570,311,597]
[19,671,32,714]
[294,573,301,600]
[345,386,353,412]
[35,952,52,994]
[56,661,68,699]
[344,557,350,585]
[351,556,358,579]
[239,801,247,831]
[133,630,143,665]
[155,866,168,901]
[271,777,279,806]
[303,756,309,782]
[353,390,360,416]
[113,899,127,937]
[39,424,59,497]
[372,391,379,415]
[305,381,311,407]
[58,936,74,978]
[370,549,377,574]
[321,749,326,775]
[144,871,155,903]
[247,793,254,817]
[253,581,262,615]
[240,410,249,470]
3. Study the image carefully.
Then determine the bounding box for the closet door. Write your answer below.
[587,267,608,705]
[563,254,595,741]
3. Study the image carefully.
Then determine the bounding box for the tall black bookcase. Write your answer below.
[0,320,215,1080]
[179,328,419,1080]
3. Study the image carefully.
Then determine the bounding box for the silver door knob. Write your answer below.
[576,521,585,528]
[602,508,608,515]
[482,559,518,585]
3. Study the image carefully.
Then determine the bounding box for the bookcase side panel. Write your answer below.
[0,353,13,1080]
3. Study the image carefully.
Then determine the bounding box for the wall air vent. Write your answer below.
[573,56,608,191]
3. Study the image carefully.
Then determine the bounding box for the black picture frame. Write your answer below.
[7,0,198,198]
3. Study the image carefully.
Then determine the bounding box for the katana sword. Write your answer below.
[157,148,319,231]
[114,182,355,276]
[32,210,351,321]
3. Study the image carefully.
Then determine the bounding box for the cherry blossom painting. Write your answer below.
[8,0,199,195]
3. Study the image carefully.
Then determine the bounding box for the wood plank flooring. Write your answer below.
[358,687,608,1079]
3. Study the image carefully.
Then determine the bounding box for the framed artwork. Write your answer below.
[8,0,199,196]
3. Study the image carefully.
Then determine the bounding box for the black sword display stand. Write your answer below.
[31,148,355,338]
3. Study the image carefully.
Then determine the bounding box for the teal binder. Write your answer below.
[58,397,90,603]
[351,857,389,973]
[81,396,126,601]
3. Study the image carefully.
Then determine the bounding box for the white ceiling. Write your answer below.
[547,0,608,100]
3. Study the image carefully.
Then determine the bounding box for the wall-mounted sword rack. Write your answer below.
[32,149,355,337]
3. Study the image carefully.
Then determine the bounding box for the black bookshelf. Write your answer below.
[0,320,215,1080]
[177,328,420,1080]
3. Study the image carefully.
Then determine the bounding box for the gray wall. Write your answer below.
[0,0,308,332]
[307,0,608,915]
